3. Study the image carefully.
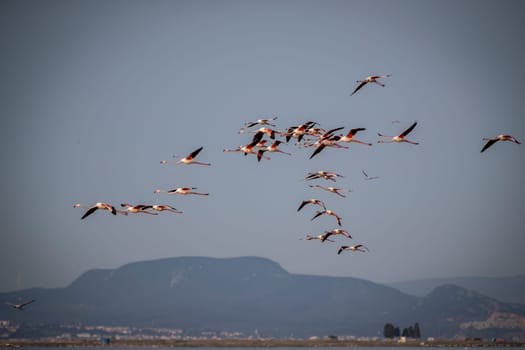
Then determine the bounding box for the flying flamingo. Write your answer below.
[292,127,327,147]
[308,185,352,198]
[239,127,280,140]
[150,205,183,214]
[301,232,334,242]
[224,146,271,161]
[256,140,292,162]
[362,169,379,180]
[5,299,35,311]
[153,187,209,196]
[285,121,319,143]
[224,144,271,161]
[337,244,370,254]
[244,116,278,128]
[304,170,344,182]
[377,121,419,145]
[73,202,125,219]
[162,146,211,166]
[304,127,326,138]
[351,74,391,96]
[322,228,352,241]
[223,131,270,160]
[263,140,291,155]
[311,209,342,226]
[480,134,521,153]
[120,203,158,215]
[309,127,348,159]
[297,198,326,212]
[339,128,372,146]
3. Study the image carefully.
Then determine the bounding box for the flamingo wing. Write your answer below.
[81,206,98,220]
[256,150,265,162]
[189,146,204,159]
[310,211,324,221]
[337,246,349,255]
[351,81,367,96]
[354,244,370,252]
[323,126,345,138]
[400,122,417,137]
[20,300,35,308]
[307,172,324,180]
[309,144,326,159]
[297,200,310,212]
[481,139,498,153]
[349,127,366,136]
[321,231,332,242]
[250,131,264,146]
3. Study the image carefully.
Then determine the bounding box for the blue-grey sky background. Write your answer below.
[1,0,524,292]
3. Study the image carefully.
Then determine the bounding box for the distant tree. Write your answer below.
[383,323,395,338]
[408,325,415,338]
[413,322,421,338]
[394,327,400,337]
[402,328,409,337]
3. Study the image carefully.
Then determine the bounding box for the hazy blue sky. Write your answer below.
[1,0,524,292]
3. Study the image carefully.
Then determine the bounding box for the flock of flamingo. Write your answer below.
[6,74,521,311]
[71,73,521,258]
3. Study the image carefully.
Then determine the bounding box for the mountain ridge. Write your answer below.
[388,274,525,305]
[1,256,524,339]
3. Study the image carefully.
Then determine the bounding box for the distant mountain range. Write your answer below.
[1,256,524,339]
[388,275,525,305]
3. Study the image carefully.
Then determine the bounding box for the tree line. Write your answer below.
[383,322,421,339]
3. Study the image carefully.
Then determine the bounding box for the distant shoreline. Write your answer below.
[2,338,525,347]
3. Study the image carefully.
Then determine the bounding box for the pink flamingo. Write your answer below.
[351,74,391,96]
[481,134,521,153]
[153,187,209,196]
[339,128,372,146]
[308,184,352,198]
[309,127,347,159]
[337,244,369,254]
[285,121,319,143]
[244,116,278,128]
[120,203,158,215]
[304,170,344,182]
[224,131,270,160]
[256,140,291,162]
[323,228,352,241]
[362,169,379,180]
[377,121,419,145]
[311,209,342,226]
[239,126,280,140]
[162,146,211,166]
[150,205,183,214]
[301,232,334,242]
[5,299,35,311]
[297,198,326,212]
[73,202,125,219]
